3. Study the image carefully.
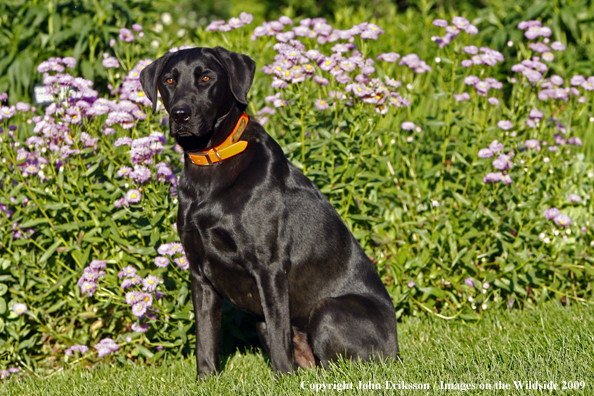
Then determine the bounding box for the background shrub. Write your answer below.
[0,0,593,376]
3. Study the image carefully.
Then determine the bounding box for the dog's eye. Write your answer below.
[165,78,173,84]
[201,76,211,82]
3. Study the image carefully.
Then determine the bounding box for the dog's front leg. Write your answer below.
[190,268,223,380]
[254,268,296,375]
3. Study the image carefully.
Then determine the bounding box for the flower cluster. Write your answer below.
[77,260,107,297]
[125,290,155,318]
[462,75,503,98]
[257,19,412,114]
[460,46,504,68]
[11,221,35,240]
[479,140,513,184]
[94,338,119,357]
[65,344,89,356]
[119,265,162,321]
[398,54,432,74]
[252,17,384,44]
[206,12,254,32]
[156,242,189,270]
[431,16,478,48]
[0,367,20,380]
[118,265,143,289]
[543,207,572,227]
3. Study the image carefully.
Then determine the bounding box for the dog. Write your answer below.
[140,46,399,379]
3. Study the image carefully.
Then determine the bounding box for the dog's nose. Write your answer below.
[172,106,191,123]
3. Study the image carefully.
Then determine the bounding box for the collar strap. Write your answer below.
[187,113,249,166]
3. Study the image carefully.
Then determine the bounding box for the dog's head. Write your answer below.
[140,47,256,149]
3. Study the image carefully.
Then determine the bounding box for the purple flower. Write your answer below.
[132,322,149,333]
[551,41,566,51]
[464,76,480,85]
[155,256,169,268]
[432,19,448,27]
[95,338,119,357]
[582,77,594,91]
[454,92,470,102]
[174,255,190,270]
[142,275,160,292]
[465,277,475,288]
[13,303,27,315]
[125,189,141,204]
[335,74,351,84]
[463,45,478,54]
[118,265,137,279]
[121,276,142,289]
[487,97,499,105]
[567,137,583,146]
[544,207,561,220]
[114,137,133,147]
[376,52,400,62]
[119,28,135,42]
[313,75,329,86]
[529,42,550,53]
[117,167,133,178]
[102,57,120,68]
[492,154,513,171]
[132,24,143,31]
[240,12,253,24]
[568,194,582,203]
[89,260,106,270]
[157,242,184,256]
[554,214,571,227]
[570,75,585,86]
[478,148,494,158]
[466,25,479,34]
[132,301,148,317]
[7,367,20,374]
[401,121,415,130]
[16,102,31,112]
[65,345,89,356]
[314,99,330,111]
[80,281,97,296]
[407,280,416,288]
[130,166,151,183]
[523,69,543,83]
[497,120,513,130]
[550,75,564,86]
[529,108,543,120]
[483,172,502,184]
[525,139,541,150]
[489,140,504,152]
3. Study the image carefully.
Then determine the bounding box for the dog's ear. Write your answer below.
[140,52,174,113]
[212,47,256,106]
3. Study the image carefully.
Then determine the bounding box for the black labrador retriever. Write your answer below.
[140,46,399,378]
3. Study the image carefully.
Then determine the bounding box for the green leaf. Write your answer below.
[0,284,7,296]
[0,297,5,314]
[39,240,62,264]
[136,345,154,359]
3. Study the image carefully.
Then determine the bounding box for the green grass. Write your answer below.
[2,301,593,395]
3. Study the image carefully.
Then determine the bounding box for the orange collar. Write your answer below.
[187,113,249,166]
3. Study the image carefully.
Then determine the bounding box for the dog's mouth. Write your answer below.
[170,117,211,138]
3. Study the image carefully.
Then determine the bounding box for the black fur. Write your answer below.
[140,47,400,379]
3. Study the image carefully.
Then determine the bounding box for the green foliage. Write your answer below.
[0,0,593,377]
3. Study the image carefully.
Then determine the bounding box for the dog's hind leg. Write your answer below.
[308,295,399,369]
[256,322,316,369]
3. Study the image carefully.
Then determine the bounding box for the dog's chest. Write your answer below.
[189,215,264,315]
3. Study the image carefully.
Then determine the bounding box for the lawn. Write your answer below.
[1,301,592,395]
